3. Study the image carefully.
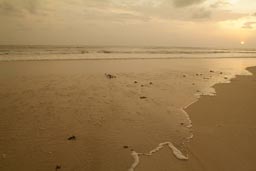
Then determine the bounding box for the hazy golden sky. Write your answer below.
[0,0,255,47]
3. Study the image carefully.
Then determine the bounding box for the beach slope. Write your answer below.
[185,66,256,171]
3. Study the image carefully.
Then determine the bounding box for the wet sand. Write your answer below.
[0,60,256,171]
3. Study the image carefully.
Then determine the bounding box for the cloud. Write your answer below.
[242,21,256,29]
[192,8,211,19]
[0,1,23,15]
[171,0,205,8]
[0,0,249,25]
[0,0,43,16]
[83,7,151,22]
[210,0,230,8]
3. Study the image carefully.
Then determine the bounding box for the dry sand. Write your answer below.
[184,66,256,171]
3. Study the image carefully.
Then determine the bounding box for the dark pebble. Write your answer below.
[56,165,61,170]
[67,136,76,141]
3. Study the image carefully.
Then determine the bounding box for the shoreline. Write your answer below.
[135,66,256,171]
[184,66,256,171]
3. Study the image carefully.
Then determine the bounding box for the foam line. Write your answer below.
[128,142,188,171]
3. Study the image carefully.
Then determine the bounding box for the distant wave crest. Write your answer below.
[0,46,256,61]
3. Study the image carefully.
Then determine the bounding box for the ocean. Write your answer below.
[1,45,256,61]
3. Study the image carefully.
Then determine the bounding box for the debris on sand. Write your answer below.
[220,72,223,74]
[55,165,61,171]
[134,81,138,84]
[140,96,147,99]
[141,85,144,87]
[105,73,116,79]
[67,136,76,141]
[224,77,228,79]
[149,82,153,85]
[180,123,184,126]
[123,145,129,149]
[210,70,214,73]
[196,74,199,76]
[183,75,186,78]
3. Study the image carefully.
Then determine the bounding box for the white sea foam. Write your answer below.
[128,142,188,171]
[128,151,140,171]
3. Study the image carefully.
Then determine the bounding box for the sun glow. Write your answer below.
[229,0,239,4]
[240,41,245,45]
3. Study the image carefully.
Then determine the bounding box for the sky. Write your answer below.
[0,0,256,48]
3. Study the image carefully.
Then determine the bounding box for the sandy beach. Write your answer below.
[185,66,256,171]
[137,66,256,171]
[0,59,256,171]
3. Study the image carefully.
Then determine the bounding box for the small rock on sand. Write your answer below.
[134,81,138,83]
[67,136,76,141]
[210,70,214,73]
[123,145,129,149]
[105,73,116,79]
[149,82,153,85]
[56,165,61,170]
[224,77,228,79]
[140,96,147,99]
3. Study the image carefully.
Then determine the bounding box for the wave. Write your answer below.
[1,49,256,55]
[0,46,256,61]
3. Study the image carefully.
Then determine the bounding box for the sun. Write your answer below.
[240,41,245,45]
